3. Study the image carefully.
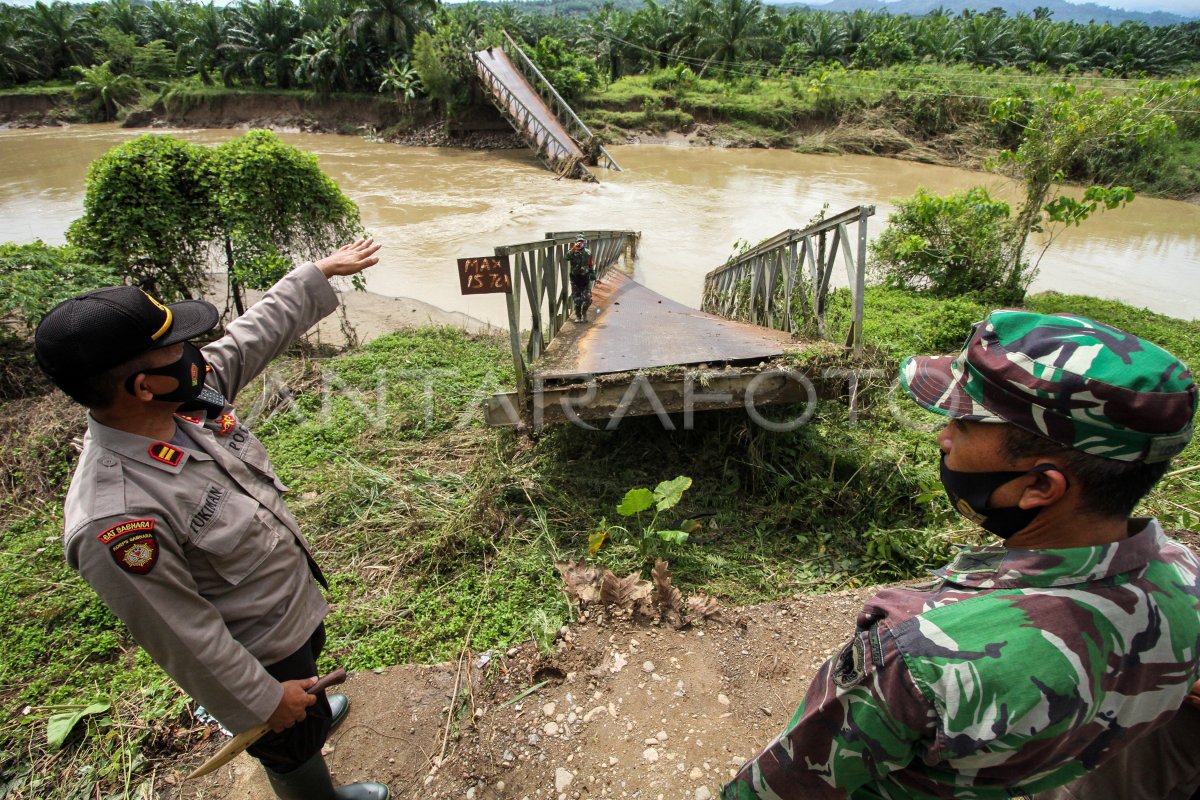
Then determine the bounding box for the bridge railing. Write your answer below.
[497,230,640,399]
[500,30,622,173]
[473,53,593,182]
[701,205,875,356]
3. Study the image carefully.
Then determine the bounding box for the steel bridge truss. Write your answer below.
[498,32,621,174]
[497,229,640,401]
[701,205,875,356]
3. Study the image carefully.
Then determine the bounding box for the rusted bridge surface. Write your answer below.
[472,32,620,182]
[485,211,871,428]
[536,272,795,380]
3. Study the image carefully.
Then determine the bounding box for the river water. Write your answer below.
[1,124,1197,324]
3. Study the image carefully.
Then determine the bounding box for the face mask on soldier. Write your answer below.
[938,453,1070,539]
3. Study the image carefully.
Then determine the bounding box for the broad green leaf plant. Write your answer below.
[592,476,700,562]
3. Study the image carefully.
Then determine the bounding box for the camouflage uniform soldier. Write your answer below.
[568,233,594,323]
[722,310,1200,800]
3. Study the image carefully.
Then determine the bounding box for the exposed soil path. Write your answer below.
[169,530,1200,800]
[170,588,877,800]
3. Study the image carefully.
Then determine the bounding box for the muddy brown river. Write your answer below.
[1,124,1197,324]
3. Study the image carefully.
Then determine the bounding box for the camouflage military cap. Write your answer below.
[901,310,1196,463]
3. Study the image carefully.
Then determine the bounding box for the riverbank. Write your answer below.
[1,285,1197,798]
[6,67,1198,201]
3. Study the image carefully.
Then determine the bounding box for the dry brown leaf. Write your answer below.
[556,560,602,604]
[633,595,657,622]
[648,561,686,618]
[600,570,652,609]
[686,592,721,621]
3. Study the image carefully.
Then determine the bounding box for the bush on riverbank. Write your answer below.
[1,286,1195,798]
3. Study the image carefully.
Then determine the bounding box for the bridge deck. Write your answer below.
[473,47,584,164]
[535,271,795,381]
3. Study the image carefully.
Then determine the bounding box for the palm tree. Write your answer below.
[796,12,849,64]
[177,2,228,86]
[142,0,183,50]
[667,0,712,66]
[27,1,100,78]
[292,25,351,92]
[72,60,141,120]
[223,0,302,88]
[958,11,1016,67]
[913,11,963,63]
[100,0,145,41]
[0,12,39,85]
[1013,17,1078,70]
[696,0,766,75]
[629,0,677,70]
[349,0,435,60]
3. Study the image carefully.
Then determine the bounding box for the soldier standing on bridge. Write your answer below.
[568,233,594,323]
[722,310,1200,799]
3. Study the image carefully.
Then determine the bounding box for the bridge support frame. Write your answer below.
[701,205,874,356]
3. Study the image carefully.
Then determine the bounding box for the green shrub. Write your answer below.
[530,35,603,103]
[869,186,1025,304]
[0,242,118,333]
[648,64,699,93]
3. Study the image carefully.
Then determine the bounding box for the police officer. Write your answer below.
[723,310,1200,799]
[34,239,389,800]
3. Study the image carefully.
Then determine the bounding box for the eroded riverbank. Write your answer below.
[3,125,1197,321]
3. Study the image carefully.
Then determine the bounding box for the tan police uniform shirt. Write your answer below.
[63,262,339,733]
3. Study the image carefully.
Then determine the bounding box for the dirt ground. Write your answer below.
[167,587,879,800]
[166,529,1200,800]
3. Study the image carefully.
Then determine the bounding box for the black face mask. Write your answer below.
[126,342,207,404]
[939,453,1069,539]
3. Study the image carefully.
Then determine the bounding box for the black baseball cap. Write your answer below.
[34,286,219,385]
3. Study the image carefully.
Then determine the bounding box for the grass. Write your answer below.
[0,82,73,97]
[580,65,1200,199]
[0,290,1197,796]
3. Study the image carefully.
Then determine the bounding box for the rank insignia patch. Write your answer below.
[148,442,183,467]
[97,520,159,575]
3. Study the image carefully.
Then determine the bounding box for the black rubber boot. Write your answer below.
[329,693,349,732]
[265,752,390,800]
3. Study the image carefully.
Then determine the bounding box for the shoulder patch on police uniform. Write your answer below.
[833,633,867,688]
[97,519,158,575]
[217,414,237,436]
[148,442,183,466]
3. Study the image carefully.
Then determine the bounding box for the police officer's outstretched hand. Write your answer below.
[266,676,319,732]
[317,237,383,279]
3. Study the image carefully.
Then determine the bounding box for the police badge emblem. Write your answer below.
[98,519,159,575]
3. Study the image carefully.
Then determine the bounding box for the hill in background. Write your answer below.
[788,0,1196,25]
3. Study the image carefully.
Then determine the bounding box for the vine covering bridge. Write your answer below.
[484,206,876,428]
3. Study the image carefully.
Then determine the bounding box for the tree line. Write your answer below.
[1,0,1198,99]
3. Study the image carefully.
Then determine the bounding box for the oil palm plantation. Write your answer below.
[27,1,100,78]
[695,0,766,75]
[177,2,228,85]
[223,0,301,88]
[348,0,435,61]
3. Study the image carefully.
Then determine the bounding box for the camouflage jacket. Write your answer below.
[722,519,1200,800]
[568,247,593,281]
